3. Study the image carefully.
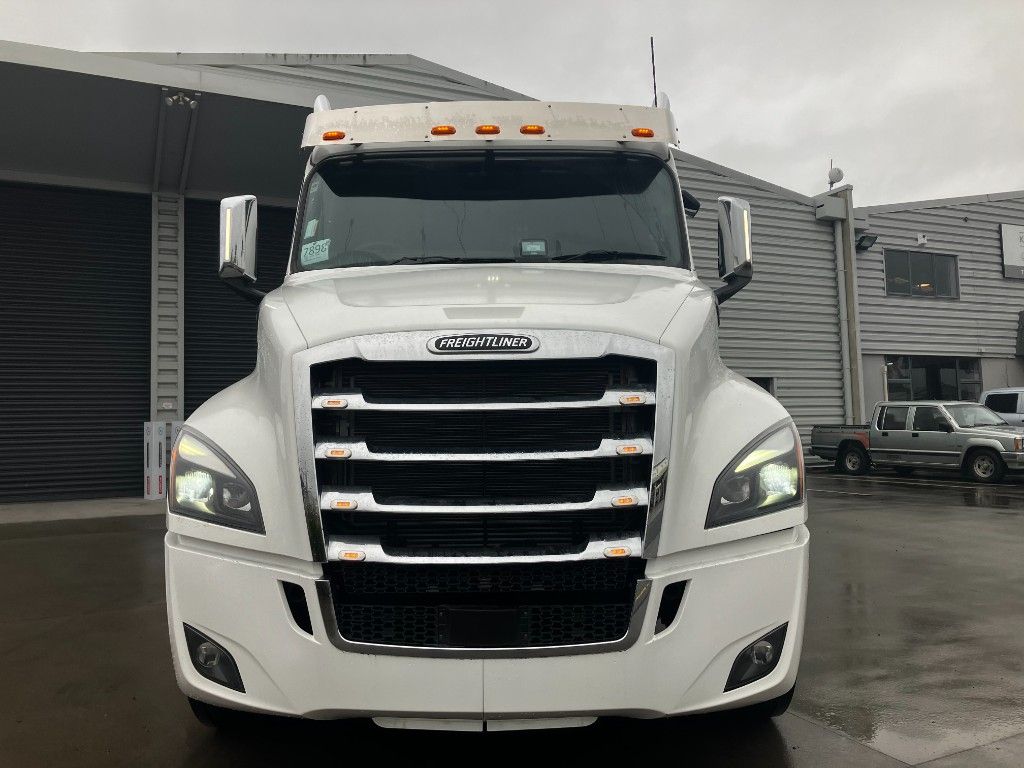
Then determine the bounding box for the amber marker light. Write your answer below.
[322,130,346,141]
[616,444,643,455]
[431,125,457,136]
[338,550,366,562]
[619,394,647,405]
[332,500,358,510]
[519,124,545,135]
[611,495,637,507]
[631,127,655,138]
[323,398,348,409]
[475,124,501,135]
[327,448,352,459]
[604,546,632,558]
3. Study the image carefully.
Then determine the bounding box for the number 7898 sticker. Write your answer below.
[300,238,330,265]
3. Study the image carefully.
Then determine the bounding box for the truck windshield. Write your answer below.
[293,151,689,271]
[945,404,1007,428]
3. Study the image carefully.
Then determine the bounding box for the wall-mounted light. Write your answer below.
[855,233,878,252]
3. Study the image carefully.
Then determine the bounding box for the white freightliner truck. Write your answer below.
[166,97,809,731]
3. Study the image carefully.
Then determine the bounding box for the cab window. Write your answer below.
[984,393,1019,413]
[912,406,951,432]
[880,406,909,430]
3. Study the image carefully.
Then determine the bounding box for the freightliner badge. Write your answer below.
[428,334,539,354]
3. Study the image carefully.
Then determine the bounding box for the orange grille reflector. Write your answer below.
[519,124,545,135]
[323,398,348,409]
[616,444,643,455]
[604,546,632,558]
[611,495,637,507]
[431,125,457,136]
[322,130,346,141]
[475,124,501,135]
[327,448,352,459]
[618,394,647,406]
[332,500,358,510]
[339,550,366,561]
[630,127,655,138]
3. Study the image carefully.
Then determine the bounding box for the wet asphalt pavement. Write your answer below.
[1,468,1023,767]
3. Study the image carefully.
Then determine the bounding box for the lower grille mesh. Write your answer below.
[326,560,643,649]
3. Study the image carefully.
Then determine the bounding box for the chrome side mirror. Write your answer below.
[219,195,258,282]
[715,196,753,304]
[219,195,265,303]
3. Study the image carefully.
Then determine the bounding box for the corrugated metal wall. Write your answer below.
[856,195,1024,357]
[183,200,295,416]
[673,151,845,442]
[0,183,151,501]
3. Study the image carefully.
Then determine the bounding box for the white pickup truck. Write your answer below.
[811,401,1024,482]
[165,97,808,731]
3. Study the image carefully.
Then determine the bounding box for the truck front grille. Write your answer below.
[308,352,658,652]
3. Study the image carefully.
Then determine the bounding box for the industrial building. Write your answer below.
[854,191,1024,407]
[0,40,1018,503]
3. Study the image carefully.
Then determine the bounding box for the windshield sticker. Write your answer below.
[520,239,547,257]
[303,218,318,239]
[300,238,330,265]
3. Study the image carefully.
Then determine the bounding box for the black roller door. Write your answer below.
[0,183,151,501]
[184,200,294,416]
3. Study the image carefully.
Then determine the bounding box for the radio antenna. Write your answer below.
[650,36,658,107]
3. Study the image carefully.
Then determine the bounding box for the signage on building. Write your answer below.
[1002,223,1024,279]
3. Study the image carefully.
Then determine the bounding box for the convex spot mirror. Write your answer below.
[715,196,753,304]
[219,195,258,282]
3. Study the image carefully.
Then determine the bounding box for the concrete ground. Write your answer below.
[1,469,1023,767]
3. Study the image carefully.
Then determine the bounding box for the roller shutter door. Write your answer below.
[183,200,294,416]
[0,183,151,502]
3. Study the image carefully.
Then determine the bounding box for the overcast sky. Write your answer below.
[4,0,1022,204]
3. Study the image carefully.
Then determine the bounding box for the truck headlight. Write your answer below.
[706,421,804,528]
[169,430,265,534]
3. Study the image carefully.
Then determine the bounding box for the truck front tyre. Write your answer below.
[838,444,870,475]
[964,449,1005,483]
[188,697,241,729]
[735,684,796,719]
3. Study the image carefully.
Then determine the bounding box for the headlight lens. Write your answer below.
[706,422,804,528]
[169,431,265,534]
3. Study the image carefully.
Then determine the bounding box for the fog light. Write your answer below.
[183,624,245,693]
[725,624,787,692]
[195,641,221,669]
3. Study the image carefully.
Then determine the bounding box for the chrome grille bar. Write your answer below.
[325,535,642,564]
[311,389,655,411]
[319,486,649,513]
[314,436,653,462]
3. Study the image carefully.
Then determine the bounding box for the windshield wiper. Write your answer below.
[552,250,667,263]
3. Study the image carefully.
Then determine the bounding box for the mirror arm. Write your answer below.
[222,276,266,305]
[714,272,752,305]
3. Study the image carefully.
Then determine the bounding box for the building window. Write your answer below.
[747,377,775,394]
[884,250,959,298]
[885,355,981,401]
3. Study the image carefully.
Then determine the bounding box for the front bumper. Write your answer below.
[1001,451,1024,470]
[166,524,808,725]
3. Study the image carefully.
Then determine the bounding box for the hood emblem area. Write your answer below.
[428,333,539,354]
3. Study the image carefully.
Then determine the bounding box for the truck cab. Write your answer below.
[165,98,808,730]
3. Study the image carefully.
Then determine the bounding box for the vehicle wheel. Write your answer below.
[737,684,795,719]
[964,449,1005,484]
[838,444,869,475]
[188,697,239,729]
[893,466,915,477]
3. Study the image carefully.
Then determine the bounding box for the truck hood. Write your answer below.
[280,263,700,348]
